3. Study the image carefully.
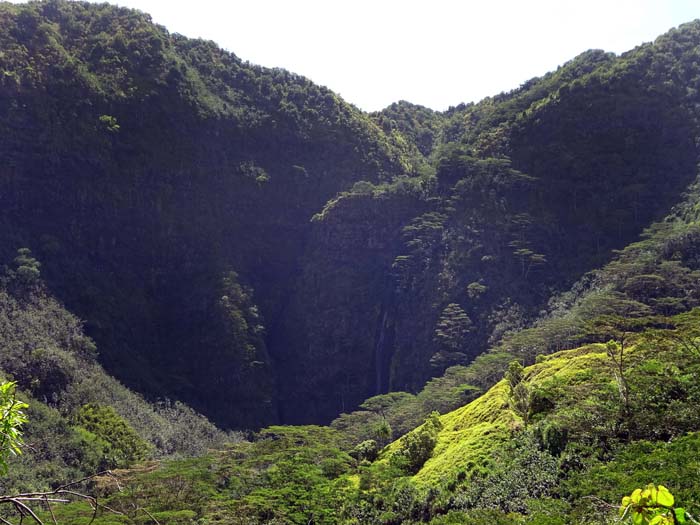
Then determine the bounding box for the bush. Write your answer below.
[351,439,380,462]
[390,412,442,474]
[74,403,151,468]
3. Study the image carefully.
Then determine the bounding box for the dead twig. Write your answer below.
[0,470,156,525]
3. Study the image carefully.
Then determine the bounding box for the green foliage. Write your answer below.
[98,114,120,133]
[11,248,41,286]
[351,439,379,462]
[619,485,681,525]
[451,431,559,514]
[2,398,104,492]
[33,319,700,524]
[0,381,28,474]
[101,425,357,524]
[372,418,393,447]
[431,303,473,370]
[390,412,443,474]
[5,5,700,523]
[372,100,445,158]
[0,256,228,493]
[506,360,531,423]
[34,500,131,525]
[567,433,700,514]
[466,281,488,300]
[506,360,524,388]
[74,403,151,469]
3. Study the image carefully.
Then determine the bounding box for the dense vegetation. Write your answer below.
[11,311,700,523]
[0,0,415,428]
[2,0,699,428]
[0,247,227,497]
[3,1,700,523]
[281,22,699,421]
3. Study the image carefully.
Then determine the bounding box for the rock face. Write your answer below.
[2,1,700,427]
[0,1,412,428]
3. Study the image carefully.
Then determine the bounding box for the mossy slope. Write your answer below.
[409,343,617,486]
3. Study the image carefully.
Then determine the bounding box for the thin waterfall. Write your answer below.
[374,309,389,394]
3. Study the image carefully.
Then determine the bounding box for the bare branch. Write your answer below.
[42,496,57,525]
[11,499,43,525]
[580,495,619,510]
[54,471,112,492]
[10,499,68,504]
[137,507,161,525]
[0,470,136,525]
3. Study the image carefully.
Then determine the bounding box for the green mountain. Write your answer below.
[0,0,415,428]
[274,29,698,421]
[3,3,700,522]
[3,1,699,429]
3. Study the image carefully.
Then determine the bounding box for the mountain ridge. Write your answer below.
[3,4,700,523]
[2,0,700,430]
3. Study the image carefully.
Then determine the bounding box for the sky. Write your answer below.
[11,0,700,111]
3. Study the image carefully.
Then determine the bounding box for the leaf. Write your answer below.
[631,488,643,504]
[657,485,675,507]
[621,496,632,515]
[675,508,687,524]
[649,484,659,504]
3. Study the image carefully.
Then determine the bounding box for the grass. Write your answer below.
[405,343,616,487]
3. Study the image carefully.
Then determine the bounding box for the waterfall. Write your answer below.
[374,309,389,394]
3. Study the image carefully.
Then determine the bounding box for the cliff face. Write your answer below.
[275,183,428,422]
[3,0,700,428]
[278,30,700,422]
[0,0,412,427]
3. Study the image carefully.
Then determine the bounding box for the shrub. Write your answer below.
[390,412,443,474]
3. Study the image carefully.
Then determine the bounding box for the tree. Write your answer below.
[74,403,151,469]
[604,339,631,422]
[509,241,547,279]
[435,303,473,352]
[432,303,473,371]
[505,361,531,423]
[585,308,656,427]
[390,411,443,474]
[10,248,41,286]
[372,418,393,447]
[0,381,28,474]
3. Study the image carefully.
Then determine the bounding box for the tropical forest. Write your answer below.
[1,1,700,523]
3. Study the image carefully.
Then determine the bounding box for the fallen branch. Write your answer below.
[0,470,150,525]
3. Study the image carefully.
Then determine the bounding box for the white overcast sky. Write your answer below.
[11,0,700,111]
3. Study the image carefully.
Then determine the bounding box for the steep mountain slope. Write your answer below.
[3,0,700,431]
[278,25,700,422]
[0,249,226,494]
[3,7,700,524]
[0,0,414,428]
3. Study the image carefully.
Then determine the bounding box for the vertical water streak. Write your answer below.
[375,309,389,394]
